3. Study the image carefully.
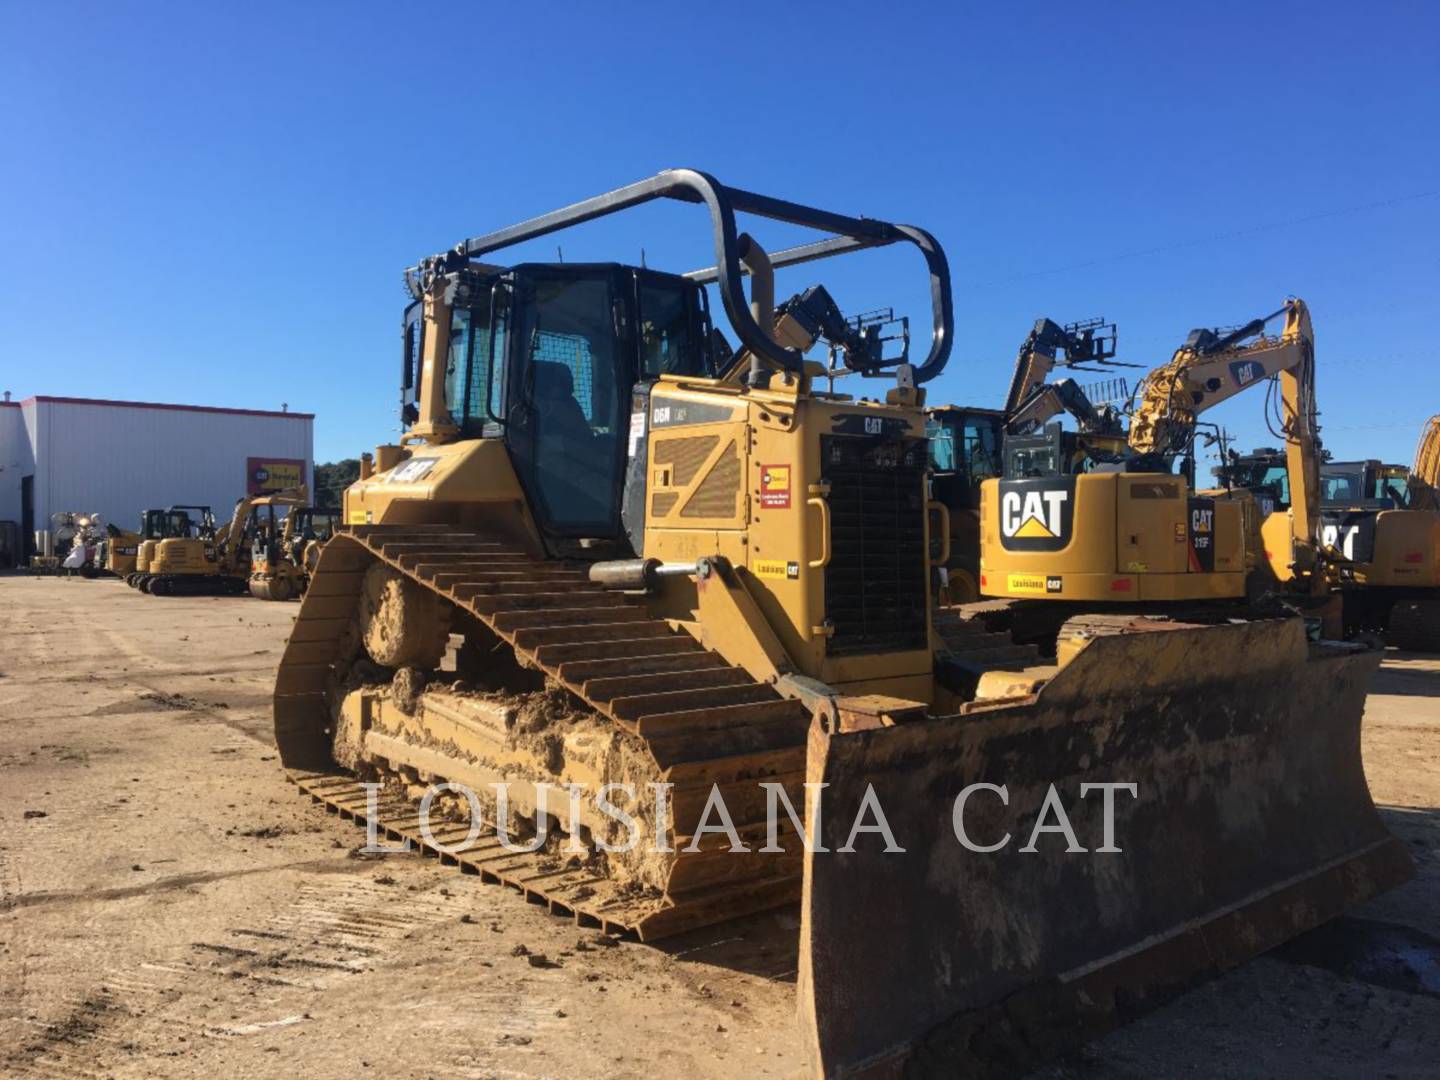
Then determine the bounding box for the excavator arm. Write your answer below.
[1410,414,1440,510]
[1129,299,1322,573]
[1002,317,1125,436]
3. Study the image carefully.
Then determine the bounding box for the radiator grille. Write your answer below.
[681,440,740,519]
[654,435,719,486]
[822,435,929,656]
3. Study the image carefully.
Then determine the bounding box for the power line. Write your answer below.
[965,188,1440,289]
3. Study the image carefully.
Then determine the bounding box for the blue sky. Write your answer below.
[2,2,1437,467]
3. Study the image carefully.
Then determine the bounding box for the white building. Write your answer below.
[0,393,314,566]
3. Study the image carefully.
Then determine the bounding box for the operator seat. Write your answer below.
[532,361,594,449]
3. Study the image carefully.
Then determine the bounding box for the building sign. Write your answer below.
[247,457,307,496]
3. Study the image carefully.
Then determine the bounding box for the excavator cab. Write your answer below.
[131,506,211,589]
[1214,448,1292,516]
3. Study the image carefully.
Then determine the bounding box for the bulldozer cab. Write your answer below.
[926,406,1003,512]
[389,170,951,559]
[402,264,720,542]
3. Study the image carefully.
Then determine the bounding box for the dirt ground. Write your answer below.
[1,576,1437,1079]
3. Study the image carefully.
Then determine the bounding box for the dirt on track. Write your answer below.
[1,574,1438,1079]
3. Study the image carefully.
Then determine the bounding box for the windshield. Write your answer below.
[1321,465,1411,507]
[926,419,955,472]
[444,292,509,437]
[1257,465,1291,507]
[1321,469,1365,504]
[1374,471,1410,505]
[304,512,339,540]
[1008,444,1059,478]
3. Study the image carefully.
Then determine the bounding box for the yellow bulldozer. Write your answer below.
[249,501,340,600]
[272,172,1408,1076]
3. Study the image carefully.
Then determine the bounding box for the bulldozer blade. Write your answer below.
[798,619,1412,1078]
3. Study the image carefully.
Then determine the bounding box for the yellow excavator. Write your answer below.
[249,502,340,600]
[1334,416,1440,647]
[129,506,210,590]
[929,316,1131,605]
[109,506,187,578]
[979,299,1336,641]
[271,173,1407,1076]
[146,488,307,596]
[1219,415,1440,648]
[104,522,143,578]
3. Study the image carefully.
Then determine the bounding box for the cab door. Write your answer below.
[505,267,633,541]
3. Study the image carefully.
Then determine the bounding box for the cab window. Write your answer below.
[637,275,713,379]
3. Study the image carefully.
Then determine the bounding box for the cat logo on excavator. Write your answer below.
[999,478,1074,550]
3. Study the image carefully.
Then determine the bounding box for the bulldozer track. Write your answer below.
[275,525,810,941]
[932,607,1040,670]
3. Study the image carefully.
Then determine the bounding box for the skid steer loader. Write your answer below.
[272,170,1409,1076]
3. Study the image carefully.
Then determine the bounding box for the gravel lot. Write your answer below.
[2,575,1436,1078]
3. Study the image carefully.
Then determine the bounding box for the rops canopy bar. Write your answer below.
[429,168,952,384]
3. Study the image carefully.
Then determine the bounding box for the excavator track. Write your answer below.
[1387,596,1440,652]
[274,524,811,941]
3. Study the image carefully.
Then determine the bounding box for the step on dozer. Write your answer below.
[271,170,1410,1076]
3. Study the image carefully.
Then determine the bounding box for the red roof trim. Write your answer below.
[19,395,314,420]
[0,400,17,408]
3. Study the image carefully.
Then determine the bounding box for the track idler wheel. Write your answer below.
[1388,598,1440,653]
[357,564,452,668]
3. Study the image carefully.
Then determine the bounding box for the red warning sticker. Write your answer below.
[759,464,792,509]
